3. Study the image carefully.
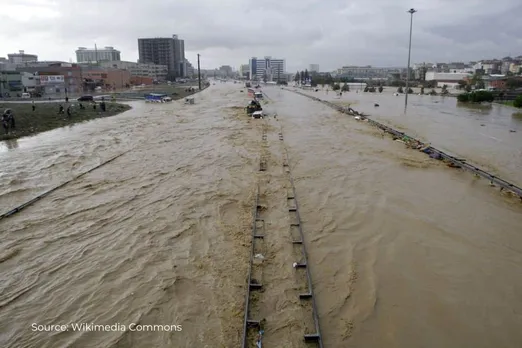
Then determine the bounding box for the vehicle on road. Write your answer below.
[77,95,94,102]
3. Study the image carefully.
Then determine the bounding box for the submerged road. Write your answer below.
[1,83,522,348]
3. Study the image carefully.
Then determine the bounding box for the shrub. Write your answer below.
[341,84,350,92]
[457,93,469,102]
[514,95,522,108]
[332,83,340,91]
[457,91,494,103]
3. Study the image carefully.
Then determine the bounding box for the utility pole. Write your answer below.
[197,54,201,90]
[404,8,417,108]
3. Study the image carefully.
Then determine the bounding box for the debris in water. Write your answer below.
[256,329,264,348]
[255,254,264,259]
[292,262,298,268]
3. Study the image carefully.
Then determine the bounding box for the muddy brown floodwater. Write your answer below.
[1,83,522,348]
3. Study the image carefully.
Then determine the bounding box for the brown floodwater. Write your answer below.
[0,83,521,348]
[297,87,522,187]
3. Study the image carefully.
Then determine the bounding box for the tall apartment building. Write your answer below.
[76,46,121,63]
[249,56,286,81]
[8,50,38,64]
[137,35,186,80]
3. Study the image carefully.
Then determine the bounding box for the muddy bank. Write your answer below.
[0,102,131,141]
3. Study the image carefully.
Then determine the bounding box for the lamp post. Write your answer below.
[197,54,201,90]
[404,8,417,107]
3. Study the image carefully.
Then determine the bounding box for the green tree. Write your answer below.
[506,78,522,89]
[378,86,383,93]
[441,84,449,95]
[457,91,494,103]
[332,83,340,91]
[295,71,300,83]
[513,95,522,108]
[341,84,350,92]
[420,86,424,94]
[465,84,472,92]
[397,86,404,93]
[303,69,309,82]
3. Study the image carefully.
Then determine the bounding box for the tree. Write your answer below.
[514,95,522,108]
[397,86,404,93]
[301,69,309,84]
[341,84,350,92]
[441,84,449,95]
[263,72,268,83]
[457,91,494,103]
[295,71,300,83]
[332,83,340,91]
[420,86,424,94]
[506,78,522,89]
[465,84,472,92]
[457,80,467,89]
[378,86,383,93]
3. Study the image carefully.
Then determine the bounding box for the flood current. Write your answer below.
[1,83,521,348]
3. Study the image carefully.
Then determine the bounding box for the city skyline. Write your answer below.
[2,0,521,72]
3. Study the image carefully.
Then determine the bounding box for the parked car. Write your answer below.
[77,95,94,102]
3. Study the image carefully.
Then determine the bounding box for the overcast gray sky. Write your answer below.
[1,0,521,72]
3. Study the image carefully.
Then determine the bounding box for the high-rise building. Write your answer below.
[309,64,319,73]
[138,35,186,80]
[249,56,286,81]
[76,46,121,63]
[8,50,38,64]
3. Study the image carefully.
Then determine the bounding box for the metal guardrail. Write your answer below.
[241,183,265,348]
[289,89,522,200]
[282,143,324,347]
[0,150,131,221]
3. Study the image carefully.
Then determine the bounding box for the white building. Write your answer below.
[100,61,167,81]
[21,72,40,91]
[338,65,402,79]
[425,71,472,88]
[309,64,319,73]
[7,50,38,64]
[249,56,286,81]
[76,46,121,63]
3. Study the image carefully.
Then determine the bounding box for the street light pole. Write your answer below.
[197,54,201,90]
[404,8,417,107]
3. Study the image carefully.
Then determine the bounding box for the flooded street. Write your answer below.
[1,83,522,348]
[297,87,522,187]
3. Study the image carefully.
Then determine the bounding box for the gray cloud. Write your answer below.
[1,0,521,71]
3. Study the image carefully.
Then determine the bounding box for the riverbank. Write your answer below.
[0,102,132,141]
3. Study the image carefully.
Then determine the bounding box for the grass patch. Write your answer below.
[0,102,131,141]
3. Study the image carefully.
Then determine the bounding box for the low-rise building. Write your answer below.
[82,67,131,90]
[425,71,472,88]
[509,62,522,74]
[7,50,38,64]
[21,72,41,92]
[130,76,154,85]
[338,65,403,79]
[0,71,23,96]
[17,61,83,95]
[99,61,167,81]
